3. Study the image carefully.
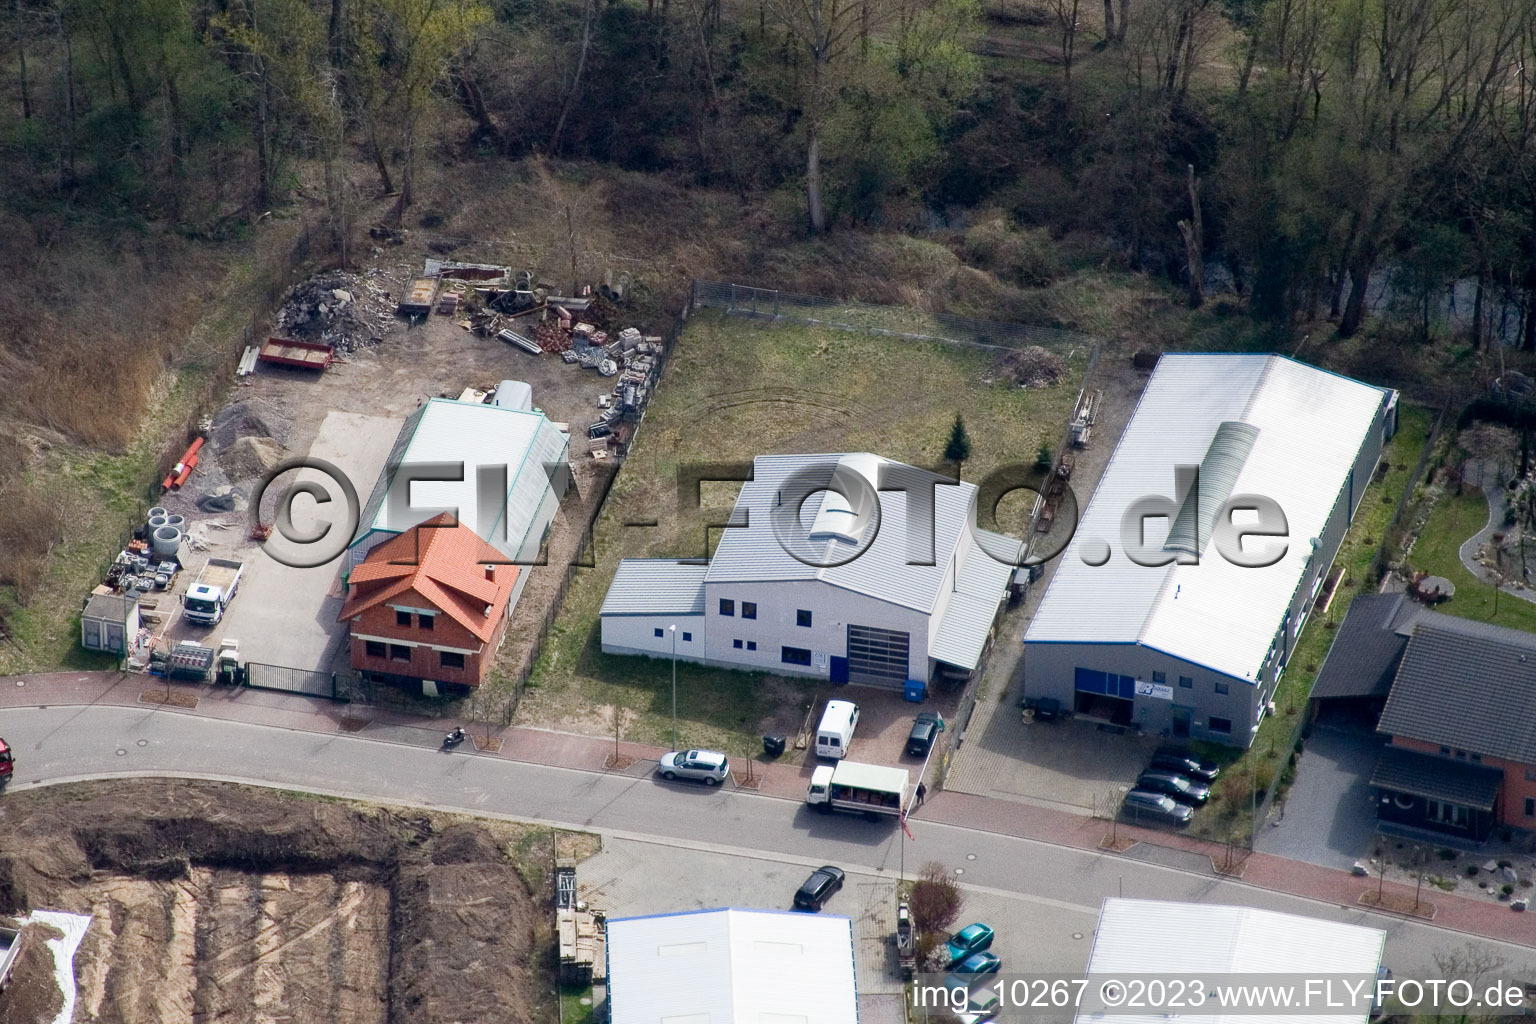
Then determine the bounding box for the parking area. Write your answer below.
[1257,721,1385,868]
[576,834,1097,998]
[780,687,960,786]
[945,711,1158,815]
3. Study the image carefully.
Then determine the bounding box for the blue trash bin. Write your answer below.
[904,680,927,703]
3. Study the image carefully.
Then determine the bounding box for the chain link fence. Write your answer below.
[691,279,1098,354]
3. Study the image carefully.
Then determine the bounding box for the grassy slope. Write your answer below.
[1187,404,1436,838]
[507,309,1086,750]
[0,226,300,675]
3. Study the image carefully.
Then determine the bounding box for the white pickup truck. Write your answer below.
[181,558,245,626]
[806,761,909,820]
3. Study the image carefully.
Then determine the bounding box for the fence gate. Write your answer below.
[244,661,338,700]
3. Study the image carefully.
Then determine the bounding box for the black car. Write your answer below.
[1150,747,1220,782]
[1135,770,1210,806]
[906,712,946,757]
[1121,789,1193,826]
[794,865,846,911]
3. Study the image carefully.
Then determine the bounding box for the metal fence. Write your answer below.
[244,660,344,700]
[690,279,1099,354]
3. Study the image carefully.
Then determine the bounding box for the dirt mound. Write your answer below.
[211,400,286,450]
[274,271,394,353]
[995,344,1069,388]
[0,919,64,1024]
[0,781,543,1024]
[218,436,286,482]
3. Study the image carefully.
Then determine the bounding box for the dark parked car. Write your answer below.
[1121,789,1194,826]
[1136,770,1210,805]
[1150,747,1220,782]
[907,712,946,757]
[1018,695,1061,722]
[793,865,846,911]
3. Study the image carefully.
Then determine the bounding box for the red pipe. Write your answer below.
[162,437,205,491]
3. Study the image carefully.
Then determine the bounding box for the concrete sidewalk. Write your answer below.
[4,670,1532,947]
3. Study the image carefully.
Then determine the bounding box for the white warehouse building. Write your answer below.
[599,452,1023,689]
[1022,354,1397,747]
[348,396,570,612]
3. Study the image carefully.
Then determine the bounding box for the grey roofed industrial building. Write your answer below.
[347,396,570,615]
[1022,354,1398,747]
[599,452,1023,689]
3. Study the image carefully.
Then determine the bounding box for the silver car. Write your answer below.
[658,749,730,785]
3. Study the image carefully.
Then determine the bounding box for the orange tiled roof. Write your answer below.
[338,512,518,642]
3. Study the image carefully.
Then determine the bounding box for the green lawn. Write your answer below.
[1405,481,1536,634]
[505,308,1088,751]
[1187,404,1436,840]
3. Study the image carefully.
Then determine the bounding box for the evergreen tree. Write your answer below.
[944,414,972,465]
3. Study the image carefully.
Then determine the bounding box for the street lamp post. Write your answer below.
[669,624,678,750]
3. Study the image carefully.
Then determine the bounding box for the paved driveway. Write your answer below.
[1257,724,1385,869]
[224,410,402,673]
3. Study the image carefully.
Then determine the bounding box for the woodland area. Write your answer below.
[4,0,1536,613]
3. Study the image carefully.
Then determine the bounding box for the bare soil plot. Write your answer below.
[0,780,597,1024]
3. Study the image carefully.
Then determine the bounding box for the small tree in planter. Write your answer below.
[910,861,964,937]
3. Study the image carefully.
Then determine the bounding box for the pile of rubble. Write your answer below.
[274,271,396,352]
[996,345,1069,389]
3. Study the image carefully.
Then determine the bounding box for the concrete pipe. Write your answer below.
[151,526,183,558]
[148,516,169,531]
[148,506,168,520]
[165,514,186,530]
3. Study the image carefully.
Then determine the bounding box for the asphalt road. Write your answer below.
[5,705,1535,982]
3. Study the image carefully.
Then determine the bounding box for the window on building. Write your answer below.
[1470,753,1482,763]
[365,641,386,658]
[719,599,735,616]
[389,644,412,663]
[1455,750,1467,760]
[1441,747,1452,756]
[797,609,812,627]
[439,651,465,669]
[419,613,434,631]
[1208,717,1232,734]
[396,610,412,627]
[1178,675,1193,689]
[1526,768,1536,782]
[654,628,664,638]
[1152,671,1166,685]
[733,639,743,649]
[782,646,812,666]
[747,641,757,651]
[1214,681,1229,695]
[1526,798,1535,818]
[682,632,692,642]
[742,602,757,619]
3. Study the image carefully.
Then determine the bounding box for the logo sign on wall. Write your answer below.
[1135,681,1175,701]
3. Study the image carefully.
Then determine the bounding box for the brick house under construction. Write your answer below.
[339,513,517,694]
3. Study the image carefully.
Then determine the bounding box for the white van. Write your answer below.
[815,700,860,760]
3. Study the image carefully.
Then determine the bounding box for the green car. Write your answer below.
[946,923,995,967]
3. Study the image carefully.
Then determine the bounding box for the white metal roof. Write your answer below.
[1025,355,1391,682]
[602,560,709,616]
[1078,899,1385,1024]
[606,908,858,1024]
[352,398,569,560]
[929,530,1021,668]
[705,453,1006,615]
[830,760,909,793]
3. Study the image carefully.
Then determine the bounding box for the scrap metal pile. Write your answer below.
[274,271,395,352]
